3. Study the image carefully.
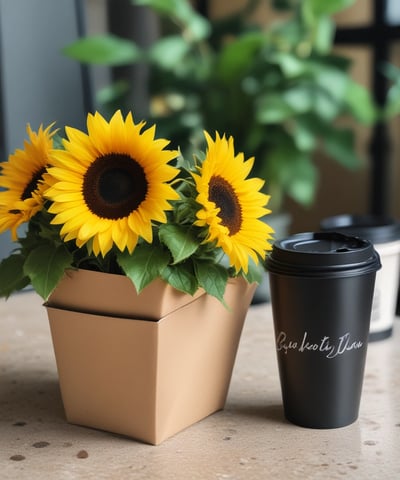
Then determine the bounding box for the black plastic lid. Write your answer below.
[320,214,400,244]
[265,232,381,278]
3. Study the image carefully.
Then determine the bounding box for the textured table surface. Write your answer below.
[1,291,399,479]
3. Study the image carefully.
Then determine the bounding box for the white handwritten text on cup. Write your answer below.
[276,331,363,359]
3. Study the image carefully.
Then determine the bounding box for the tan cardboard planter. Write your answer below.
[46,269,256,445]
[48,268,205,320]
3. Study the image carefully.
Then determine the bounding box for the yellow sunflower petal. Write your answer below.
[193,131,273,272]
[46,110,179,256]
[0,122,57,237]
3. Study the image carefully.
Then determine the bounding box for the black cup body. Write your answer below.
[266,232,381,429]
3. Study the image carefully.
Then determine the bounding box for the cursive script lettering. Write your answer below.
[275,331,363,359]
[276,331,297,354]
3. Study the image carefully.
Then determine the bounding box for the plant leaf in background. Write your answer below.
[256,94,295,124]
[148,36,191,70]
[344,80,377,124]
[265,143,318,207]
[269,52,307,78]
[132,0,210,41]
[323,128,360,169]
[312,16,335,54]
[63,34,142,66]
[306,0,355,16]
[291,119,317,152]
[381,63,400,120]
[63,0,382,213]
[216,32,265,84]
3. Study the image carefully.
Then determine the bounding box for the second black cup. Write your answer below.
[266,232,381,429]
[320,214,400,341]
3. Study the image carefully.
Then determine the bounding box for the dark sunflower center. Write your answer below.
[83,153,148,219]
[209,175,242,235]
[21,166,47,200]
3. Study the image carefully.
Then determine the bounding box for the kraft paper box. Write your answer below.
[46,270,255,445]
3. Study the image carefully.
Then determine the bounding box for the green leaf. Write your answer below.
[313,16,334,54]
[0,254,30,298]
[63,34,142,66]
[266,144,318,207]
[306,0,355,16]
[286,163,318,207]
[381,62,400,82]
[323,127,361,169]
[344,80,377,124]
[383,85,400,120]
[216,32,264,83]
[132,0,181,16]
[117,243,170,293]
[310,67,349,120]
[133,0,210,41]
[383,82,400,120]
[256,94,294,124]
[283,86,313,113]
[184,12,210,41]
[24,244,73,299]
[148,36,191,70]
[381,63,400,119]
[270,52,307,78]
[194,261,228,305]
[96,79,131,106]
[283,153,318,207]
[291,120,316,151]
[161,264,198,295]
[159,224,200,264]
[311,88,342,121]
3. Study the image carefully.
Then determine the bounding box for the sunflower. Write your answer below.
[193,132,273,273]
[0,123,56,240]
[45,110,180,257]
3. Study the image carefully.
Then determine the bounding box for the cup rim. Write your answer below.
[320,214,400,244]
[265,232,381,278]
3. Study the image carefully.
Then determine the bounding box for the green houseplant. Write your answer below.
[64,0,377,213]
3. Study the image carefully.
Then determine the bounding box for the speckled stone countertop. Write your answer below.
[1,291,399,479]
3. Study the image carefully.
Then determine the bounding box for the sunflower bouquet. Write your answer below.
[0,110,273,305]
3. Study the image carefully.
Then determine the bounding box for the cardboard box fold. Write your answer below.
[46,270,255,444]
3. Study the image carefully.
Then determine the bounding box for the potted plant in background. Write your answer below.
[0,109,273,444]
[63,0,377,300]
[63,0,377,214]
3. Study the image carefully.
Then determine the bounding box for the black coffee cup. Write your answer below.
[266,232,381,429]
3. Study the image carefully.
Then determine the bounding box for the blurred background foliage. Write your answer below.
[64,0,398,212]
